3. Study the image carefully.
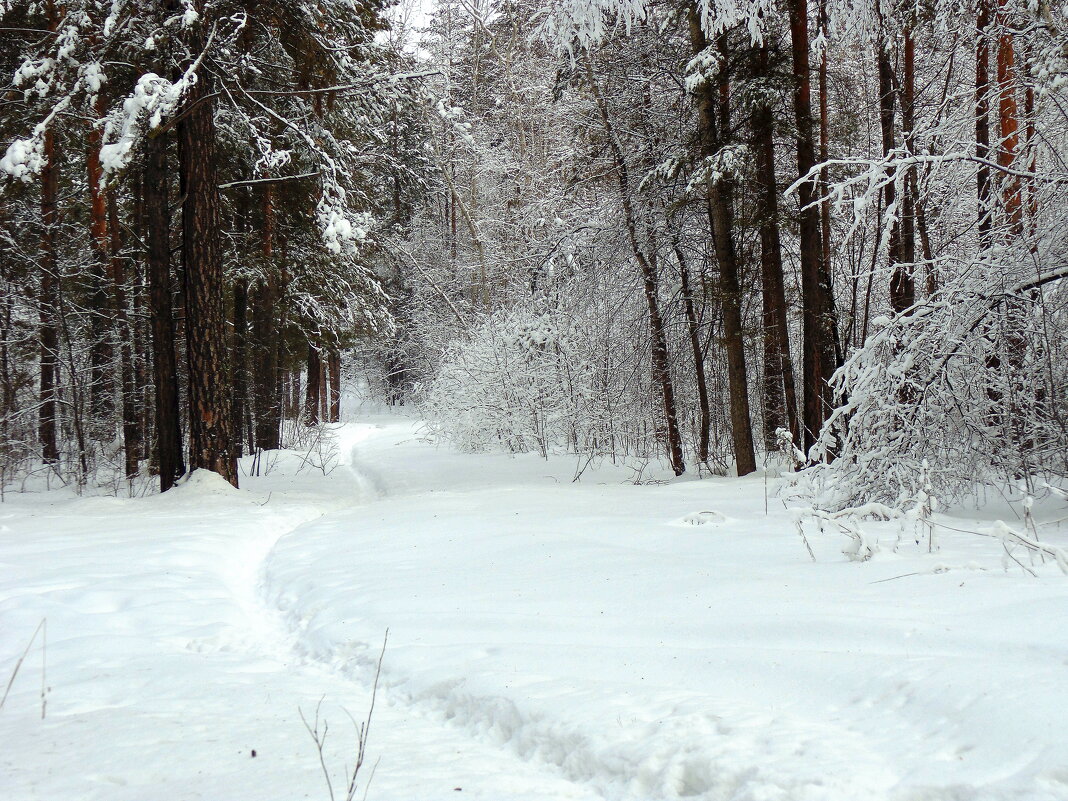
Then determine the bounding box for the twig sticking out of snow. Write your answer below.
[300,630,388,801]
[988,521,1068,575]
[792,504,898,562]
[0,618,47,718]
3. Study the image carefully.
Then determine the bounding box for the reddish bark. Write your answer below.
[179,8,237,486]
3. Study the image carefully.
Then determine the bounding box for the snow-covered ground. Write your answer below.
[2,416,1067,801]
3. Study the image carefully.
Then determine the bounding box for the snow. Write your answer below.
[2,416,1068,800]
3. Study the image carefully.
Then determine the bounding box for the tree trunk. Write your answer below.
[87,98,115,440]
[144,133,185,491]
[232,278,249,460]
[686,19,756,476]
[583,54,685,475]
[753,43,800,452]
[673,241,711,464]
[328,349,342,423]
[996,0,1022,235]
[305,343,321,426]
[107,189,141,479]
[39,127,60,464]
[179,12,237,487]
[976,0,993,246]
[787,0,840,456]
[818,0,833,322]
[876,12,911,315]
[900,26,918,274]
[251,186,282,451]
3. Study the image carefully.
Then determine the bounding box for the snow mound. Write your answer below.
[172,468,240,496]
[675,510,726,527]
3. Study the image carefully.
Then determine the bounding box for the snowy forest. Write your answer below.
[2,1,1068,800]
[0,0,1065,504]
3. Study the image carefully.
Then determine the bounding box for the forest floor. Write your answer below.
[1,414,1067,801]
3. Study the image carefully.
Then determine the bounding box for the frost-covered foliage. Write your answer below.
[421,288,668,460]
[806,254,1068,509]
[797,1,1068,508]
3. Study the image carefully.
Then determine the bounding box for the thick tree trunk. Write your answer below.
[252,186,281,451]
[179,14,237,487]
[39,127,60,464]
[753,43,800,451]
[251,278,281,450]
[996,0,1022,235]
[144,133,185,491]
[232,278,249,459]
[787,0,840,456]
[304,343,321,426]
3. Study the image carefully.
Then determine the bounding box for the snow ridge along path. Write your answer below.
[2,416,1068,800]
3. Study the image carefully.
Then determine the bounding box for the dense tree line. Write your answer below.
[0,0,431,491]
[1,0,1066,509]
[387,0,1067,507]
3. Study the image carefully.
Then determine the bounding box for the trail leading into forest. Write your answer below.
[1,416,1067,801]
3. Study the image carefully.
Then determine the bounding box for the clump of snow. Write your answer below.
[172,467,240,496]
[677,510,726,526]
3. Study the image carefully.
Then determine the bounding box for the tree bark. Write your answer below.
[875,11,912,315]
[752,43,800,451]
[686,11,756,475]
[976,0,993,246]
[39,127,60,464]
[304,342,321,426]
[144,133,185,491]
[107,189,141,479]
[328,349,342,423]
[179,11,237,487]
[87,97,115,439]
[787,0,840,456]
[996,0,1022,235]
[251,185,282,451]
[673,240,711,464]
[232,278,249,459]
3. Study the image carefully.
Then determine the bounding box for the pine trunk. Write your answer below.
[753,43,800,451]
[144,134,185,491]
[107,190,141,479]
[232,279,249,459]
[686,11,756,475]
[787,0,840,456]
[996,0,1022,234]
[328,349,342,423]
[179,14,237,487]
[87,103,115,440]
[252,186,282,451]
[976,0,993,245]
[674,241,711,464]
[305,344,321,427]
